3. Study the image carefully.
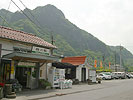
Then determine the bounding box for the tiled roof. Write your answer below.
[0,26,57,49]
[61,56,86,66]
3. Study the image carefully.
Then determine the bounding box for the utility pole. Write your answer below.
[114,51,117,72]
[120,45,122,68]
[51,32,55,55]
[51,34,54,55]
[51,34,54,45]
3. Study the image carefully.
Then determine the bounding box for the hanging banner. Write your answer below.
[100,61,103,68]
[94,60,97,68]
[11,61,14,74]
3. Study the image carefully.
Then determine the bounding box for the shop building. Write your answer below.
[53,56,92,82]
[0,26,59,89]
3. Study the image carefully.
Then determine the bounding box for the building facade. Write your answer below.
[0,26,59,89]
[61,56,92,82]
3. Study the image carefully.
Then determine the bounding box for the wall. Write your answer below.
[0,38,32,57]
[39,63,47,79]
[86,67,89,80]
[76,66,81,81]
[76,64,89,81]
[0,39,14,57]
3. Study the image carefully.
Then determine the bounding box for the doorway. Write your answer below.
[15,67,31,88]
[0,59,11,83]
[81,68,86,82]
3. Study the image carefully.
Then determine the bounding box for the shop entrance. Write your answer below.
[15,67,32,88]
[0,59,11,83]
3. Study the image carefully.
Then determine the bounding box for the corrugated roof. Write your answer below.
[61,56,86,66]
[0,26,57,49]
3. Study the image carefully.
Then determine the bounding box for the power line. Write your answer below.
[0,0,12,31]
[0,16,11,27]
[11,0,49,36]
[18,0,54,44]
[2,0,12,26]
[18,0,41,26]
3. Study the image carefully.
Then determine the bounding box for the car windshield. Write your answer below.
[103,73,111,75]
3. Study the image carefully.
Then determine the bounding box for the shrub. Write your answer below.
[39,79,51,89]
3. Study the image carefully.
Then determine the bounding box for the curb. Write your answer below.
[28,87,104,100]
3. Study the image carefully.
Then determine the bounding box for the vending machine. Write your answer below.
[48,67,65,88]
[88,70,96,83]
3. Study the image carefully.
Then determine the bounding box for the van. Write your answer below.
[112,72,126,79]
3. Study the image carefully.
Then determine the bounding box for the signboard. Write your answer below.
[11,61,14,74]
[89,70,96,76]
[32,46,50,55]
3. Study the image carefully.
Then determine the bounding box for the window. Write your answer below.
[99,74,103,76]
[66,68,71,74]
[36,48,39,51]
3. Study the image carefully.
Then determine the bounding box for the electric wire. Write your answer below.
[0,16,11,28]
[2,0,12,26]
[18,0,54,43]
[1,0,12,31]
[11,0,50,36]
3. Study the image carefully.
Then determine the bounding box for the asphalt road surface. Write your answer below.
[42,79,133,100]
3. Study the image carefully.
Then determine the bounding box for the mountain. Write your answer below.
[0,4,133,68]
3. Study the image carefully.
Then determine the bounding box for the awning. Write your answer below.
[16,65,35,68]
[2,52,60,63]
[52,62,77,68]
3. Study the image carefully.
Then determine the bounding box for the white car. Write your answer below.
[97,73,112,80]
[112,72,126,79]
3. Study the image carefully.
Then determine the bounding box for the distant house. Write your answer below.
[53,56,92,82]
[0,26,59,89]
[110,64,125,72]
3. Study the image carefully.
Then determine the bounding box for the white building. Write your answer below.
[61,56,92,82]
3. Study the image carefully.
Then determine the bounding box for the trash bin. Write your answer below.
[0,87,3,99]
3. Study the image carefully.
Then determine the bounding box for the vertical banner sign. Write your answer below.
[100,61,103,68]
[109,62,111,69]
[94,60,97,68]
[11,61,14,74]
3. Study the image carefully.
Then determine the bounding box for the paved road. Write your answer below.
[43,79,133,100]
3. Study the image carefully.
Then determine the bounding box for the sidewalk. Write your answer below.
[3,83,106,100]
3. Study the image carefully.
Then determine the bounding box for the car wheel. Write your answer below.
[102,77,106,80]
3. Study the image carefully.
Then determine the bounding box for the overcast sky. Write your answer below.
[0,0,133,53]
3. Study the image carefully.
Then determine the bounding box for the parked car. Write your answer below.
[112,72,126,79]
[97,73,111,80]
[130,74,133,78]
[126,73,133,79]
[111,72,119,79]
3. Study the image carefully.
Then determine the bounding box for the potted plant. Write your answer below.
[39,79,51,89]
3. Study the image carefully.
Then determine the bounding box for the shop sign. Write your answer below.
[32,46,50,55]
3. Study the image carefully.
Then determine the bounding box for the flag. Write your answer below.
[100,61,103,68]
[94,60,97,68]
[109,62,111,69]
